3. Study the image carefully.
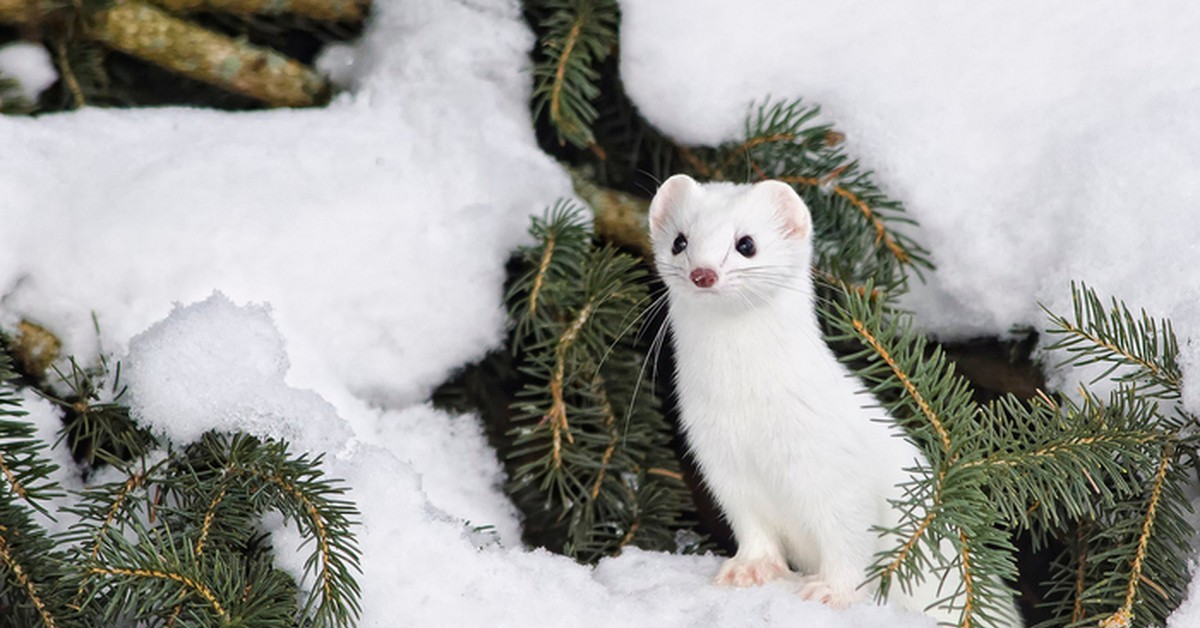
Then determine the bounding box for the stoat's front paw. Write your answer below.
[714,556,789,587]
[798,576,863,610]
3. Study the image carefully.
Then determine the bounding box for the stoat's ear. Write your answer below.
[751,180,810,240]
[648,174,698,233]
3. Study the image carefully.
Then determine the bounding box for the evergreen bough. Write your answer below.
[504,200,695,562]
[530,0,619,152]
[0,348,363,628]
[826,282,1198,628]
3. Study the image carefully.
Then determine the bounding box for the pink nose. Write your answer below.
[690,268,717,288]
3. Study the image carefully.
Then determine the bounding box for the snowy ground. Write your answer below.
[2,0,1200,626]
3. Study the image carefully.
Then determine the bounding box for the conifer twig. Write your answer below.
[590,379,618,499]
[851,319,950,454]
[53,39,88,109]
[544,300,594,465]
[532,0,618,149]
[1102,443,1174,628]
[958,530,975,628]
[529,235,557,317]
[0,531,58,628]
[89,565,228,620]
[879,508,938,584]
[549,10,586,141]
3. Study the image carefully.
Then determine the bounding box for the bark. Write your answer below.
[569,169,653,258]
[92,0,326,107]
[0,0,363,22]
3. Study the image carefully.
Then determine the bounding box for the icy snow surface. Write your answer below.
[621,0,1200,406]
[0,0,937,626]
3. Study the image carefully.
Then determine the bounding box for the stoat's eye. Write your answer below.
[671,233,687,255]
[735,235,756,258]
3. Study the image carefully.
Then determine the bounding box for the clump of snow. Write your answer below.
[0,42,56,100]
[123,292,351,451]
[1181,337,1200,417]
[315,43,358,90]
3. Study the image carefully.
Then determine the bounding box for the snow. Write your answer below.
[5,0,1196,625]
[1170,564,1200,628]
[123,292,352,450]
[0,42,56,100]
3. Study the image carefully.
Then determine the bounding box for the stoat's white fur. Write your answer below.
[648,174,966,619]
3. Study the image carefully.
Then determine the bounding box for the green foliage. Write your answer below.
[0,348,362,628]
[530,0,619,150]
[1043,281,1182,400]
[41,355,156,468]
[504,200,695,562]
[826,281,1195,628]
[0,352,77,628]
[1036,283,1197,628]
[67,432,362,628]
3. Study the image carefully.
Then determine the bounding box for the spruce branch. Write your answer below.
[0,354,76,628]
[531,0,619,150]
[1043,282,1182,400]
[1103,442,1172,628]
[505,201,693,563]
[1032,287,1195,628]
[0,504,76,628]
[41,355,156,468]
[1,360,63,517]
[179,433,363,628]
[64,431,360,628]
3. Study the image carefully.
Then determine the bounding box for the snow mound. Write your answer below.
[124,292,351,451]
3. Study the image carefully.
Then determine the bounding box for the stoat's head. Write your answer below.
[648,174,812,309]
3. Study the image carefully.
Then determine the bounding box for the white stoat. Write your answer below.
[648,174,987,622]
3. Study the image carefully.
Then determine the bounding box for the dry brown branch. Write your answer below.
[0,0,39,23]
[569,169,653,258]
[91,1,327,107]
[1,0,364,23]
